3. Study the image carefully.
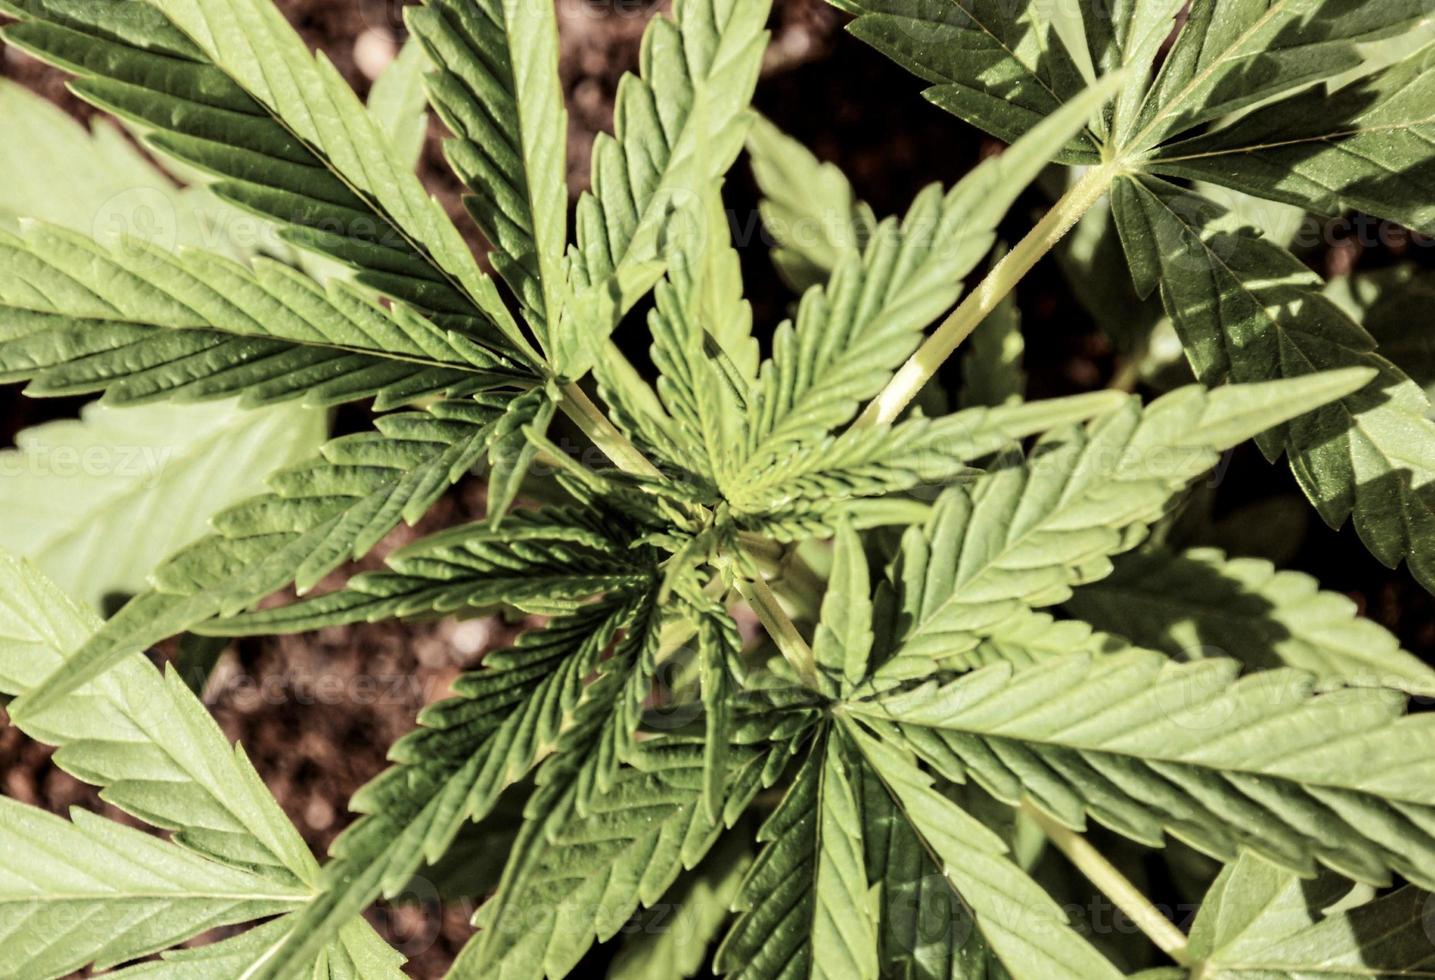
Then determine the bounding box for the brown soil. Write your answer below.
[3,1,1433,977]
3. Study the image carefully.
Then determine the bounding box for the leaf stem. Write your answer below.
[558,381,666,481]
[855,163,1121,427]
[735,571,820,690]
[1023,803,1191,966]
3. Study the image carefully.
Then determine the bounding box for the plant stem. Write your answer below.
[1023,803,1191,966]
[735,571,820,690]
[855,164,1121,427]
[559,381,665,481]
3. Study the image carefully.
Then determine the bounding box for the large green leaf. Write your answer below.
[740,80,1120,473]
[202,509,654,632]
[877,373,1371,678]
[1150,42,1435,236]
[1187,852,1435,978]
[9,400,503,721]
[1112,173,1435,591]
[717,726,880,980]
[459,728,793,978]
[0,796,308,979]
[1066,546,1435,695]
[565,0,772,375]
[0,399,323,609]
[847,726,1124,980]
[0,551,404,977]
[0,220,522,410]
[853,649,1435,890]
[407,0,568,341]
[240,593,662,979]
[0,0,527,357]
[607,831,750,980]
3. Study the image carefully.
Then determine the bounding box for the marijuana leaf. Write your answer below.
[876,373,1370,679]
[1066,546,1435,694]
[0,797,309,977]
[1149,44,1435,237]
[717,725,880,980]
[408,0,568,344]
[1187,852,1435,977]
[852,649,1435,890]
[1113,174,1435,591]
[837,0,1435,586]
[0,0,528,357]
[9,400,503,720]
[0,550,403,978]
[0,370,323,614]
[745,113,877,291]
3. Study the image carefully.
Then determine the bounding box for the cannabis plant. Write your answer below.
[1,0,1434,976]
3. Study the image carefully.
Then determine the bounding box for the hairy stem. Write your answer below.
[1023,803,1191,965]
[856,164,1120,427]
[735,571,820,689]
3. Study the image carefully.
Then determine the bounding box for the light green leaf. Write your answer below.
[732,390,1127,538]
[0,796,308,980]
[717,727,880,980]
[1112,173,1435,591]
[622,184,756,494]
[104,917,405,979]
[1,0,528,357]
[9,400,503,721]
[740,71,1127,474]
[366,39,431,173]
[879,374,1371,677]
[0,79,243,257]
[0,220,522,410]
[847,725,1124,980]
[852,649,1435,890]
[463,734,787,979]
[203,509,654,633]
[568,0,772,346]
[0,399,322,609]
[813,521,875,696]
[1066,546,1435,695]
[407,0,568,341]
[0,551,404,976]
[0,550,318,883]
[607,831,751,980]
[1188,852,1435,978]
[241,595,659,979]
[745,113,877,291]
